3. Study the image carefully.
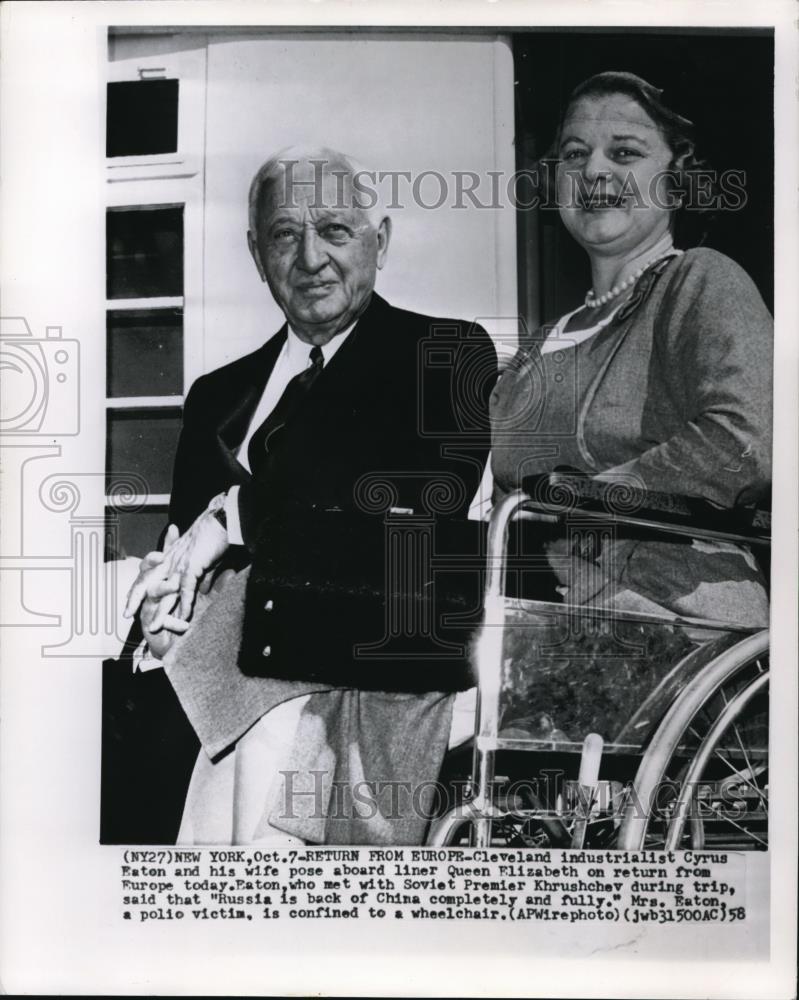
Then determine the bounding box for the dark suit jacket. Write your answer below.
[171,292,497,692]
[170,294,494,525]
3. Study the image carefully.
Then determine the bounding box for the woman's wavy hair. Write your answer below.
[538,71,717,246]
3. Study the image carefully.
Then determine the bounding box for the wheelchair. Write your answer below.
[428,474,770,852]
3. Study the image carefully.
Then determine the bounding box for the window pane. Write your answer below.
[106,79,179,157]
[106,408,182,495]
[107,308,183,397]
[106,206,183,299]
[106,506,168,561]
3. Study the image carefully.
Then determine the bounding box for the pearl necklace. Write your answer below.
[585,248,681,309]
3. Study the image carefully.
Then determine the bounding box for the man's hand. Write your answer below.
[136,525,190,659]
[124,508,230,626]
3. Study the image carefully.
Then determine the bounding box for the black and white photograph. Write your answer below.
[1,2,796,996]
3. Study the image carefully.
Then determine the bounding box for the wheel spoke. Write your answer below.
[729,719,768,811]
[688,723,705,744]
[700,799,767,847]
[711,745,768,805]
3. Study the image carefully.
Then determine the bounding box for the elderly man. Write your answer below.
[125,147,495,845]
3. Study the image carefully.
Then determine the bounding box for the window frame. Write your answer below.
[105,37,207,550]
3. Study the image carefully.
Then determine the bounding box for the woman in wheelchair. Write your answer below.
[490,71,771,627]
[430,72,772,850]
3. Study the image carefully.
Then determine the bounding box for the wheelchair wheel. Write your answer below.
[618,631,768,851]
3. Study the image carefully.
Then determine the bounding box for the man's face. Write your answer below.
[249,161,390,344]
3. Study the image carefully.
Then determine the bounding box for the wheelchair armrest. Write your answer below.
[520,472,771,547]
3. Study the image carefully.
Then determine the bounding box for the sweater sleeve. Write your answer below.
[603,250,772,507]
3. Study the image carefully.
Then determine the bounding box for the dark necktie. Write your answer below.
[247,344,324,473]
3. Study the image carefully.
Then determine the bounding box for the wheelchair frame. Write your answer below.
[428,487,770,851]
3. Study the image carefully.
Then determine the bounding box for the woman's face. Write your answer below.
[556,93,676,259]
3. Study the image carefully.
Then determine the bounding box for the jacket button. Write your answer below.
[264,600,274,611]
[262,645,272,657]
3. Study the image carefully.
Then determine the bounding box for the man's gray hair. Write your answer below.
[248,146,387,232]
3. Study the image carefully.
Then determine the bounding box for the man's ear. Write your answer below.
[248,230,268,282]
[375,216,391,271]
